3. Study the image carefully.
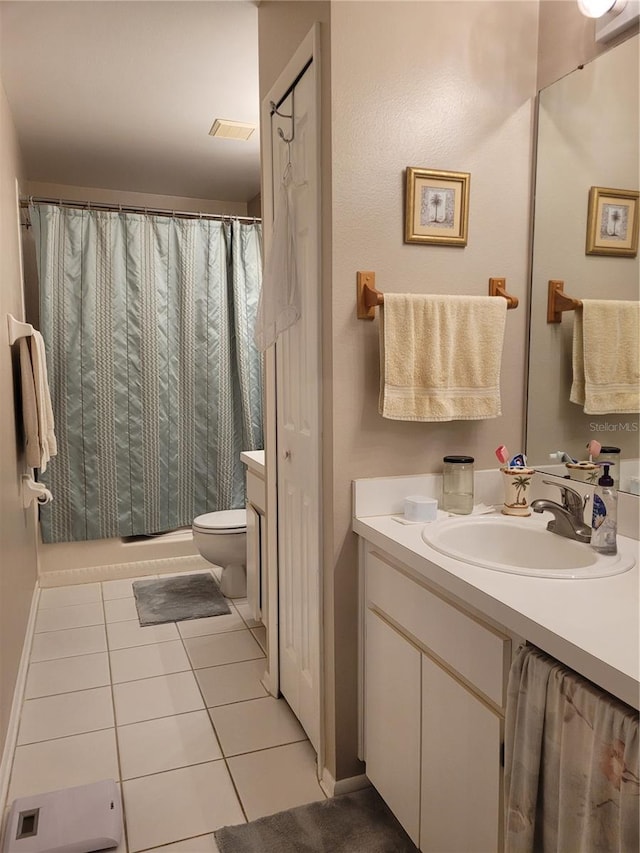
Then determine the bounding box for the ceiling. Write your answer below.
[0,1,261,203]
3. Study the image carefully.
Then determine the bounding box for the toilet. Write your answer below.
[192,509,247,598]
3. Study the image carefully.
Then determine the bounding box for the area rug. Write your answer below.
[214,787,419,853]
[133,572,230,626]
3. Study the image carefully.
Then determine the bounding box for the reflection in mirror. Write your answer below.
[527,34,639,495]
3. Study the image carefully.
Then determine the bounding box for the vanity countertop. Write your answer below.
[240,450,265,476]
[354,510,639,710]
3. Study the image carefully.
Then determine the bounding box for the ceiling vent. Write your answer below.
[209,119,256,141]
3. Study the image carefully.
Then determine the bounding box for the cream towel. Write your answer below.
[379,294,507,421]
[18,338,41,469]
[570,299,640,414]
[30,330,57,469]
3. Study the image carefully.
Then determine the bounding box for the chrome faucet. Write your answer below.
[530,480,592,543]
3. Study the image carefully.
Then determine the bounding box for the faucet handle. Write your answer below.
[542,480,587,516]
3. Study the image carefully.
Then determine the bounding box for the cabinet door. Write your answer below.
[365,608,421,845]
[420,654,502,853]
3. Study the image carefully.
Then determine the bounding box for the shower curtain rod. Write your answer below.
[20,197,261,224]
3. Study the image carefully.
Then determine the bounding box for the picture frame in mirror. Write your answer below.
[585,186,639,258]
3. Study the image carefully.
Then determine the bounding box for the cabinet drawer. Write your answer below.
[246,471,265,512]
[366,549,508,708]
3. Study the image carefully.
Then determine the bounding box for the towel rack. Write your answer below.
[7,314,35,345]
[356,272,519,320]
[547,280,582,324]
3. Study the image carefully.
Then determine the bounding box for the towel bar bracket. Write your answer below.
[357,271,381,320]
[7,314,35,345]
[488,277,518,309]
[547,280,582,323]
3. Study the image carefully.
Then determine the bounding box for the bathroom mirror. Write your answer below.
[526,34,639,494]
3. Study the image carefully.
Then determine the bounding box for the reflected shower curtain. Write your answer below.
[30,204,263,543]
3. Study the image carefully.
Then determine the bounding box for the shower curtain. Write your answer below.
[30,204,263,543]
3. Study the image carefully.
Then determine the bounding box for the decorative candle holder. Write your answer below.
[500,467,535,516]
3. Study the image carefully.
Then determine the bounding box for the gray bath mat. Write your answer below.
[214,787,419,853]
[133,573,230,626]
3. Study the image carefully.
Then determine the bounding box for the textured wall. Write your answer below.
[0,79,38,759]
[328,0,539,778]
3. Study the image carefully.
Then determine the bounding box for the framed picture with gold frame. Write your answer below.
[404,167,470,246]
[586,186,639,257]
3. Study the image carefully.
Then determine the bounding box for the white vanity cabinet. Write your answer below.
[362,543,511,852]
[241,451,266,623]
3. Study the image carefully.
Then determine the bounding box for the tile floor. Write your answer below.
[3,568,326,852]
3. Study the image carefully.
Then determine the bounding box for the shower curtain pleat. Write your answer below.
[30,204,263,543]
[505,643,639,853]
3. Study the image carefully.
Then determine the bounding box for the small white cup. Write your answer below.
[404,495,438,522]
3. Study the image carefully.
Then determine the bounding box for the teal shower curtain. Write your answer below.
[30,204,263,543]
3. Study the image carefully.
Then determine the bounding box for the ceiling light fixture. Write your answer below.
[577,0,623,17]
[209,119,256,141]
[577,0,640,42]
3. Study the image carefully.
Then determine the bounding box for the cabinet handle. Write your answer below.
[284,450,291,460]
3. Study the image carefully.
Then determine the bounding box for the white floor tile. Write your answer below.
[123,762,244,852]
[250,625,267,652]
[195,659,268,708]
[39,583,102,609]
[233,600,262,628]
[110,640,191,684]
[183,630,265,670]
[145,835,219,853]
[113,671,204,726]
[8,729,119,801]
[35,602,104,633]
[118,710,222,780]
[107,619,179,650]
[209,696,307,757]
[30,625,107,662]
[17,686,114,745]
[228,740,325,821]
[102,576,156,601]
[104,597,139,623]
[177,609,246,639]
[25,652,110,699]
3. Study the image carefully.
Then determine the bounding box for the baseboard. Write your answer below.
[38,554,212,587]
[319,768,370,798]
[0,583,40,815]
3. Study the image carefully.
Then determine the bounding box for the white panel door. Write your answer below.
[271,61,321,752]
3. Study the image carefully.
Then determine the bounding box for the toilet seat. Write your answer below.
[192,509,246,534]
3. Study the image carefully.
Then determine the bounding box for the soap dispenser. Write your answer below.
[590,464,617,555]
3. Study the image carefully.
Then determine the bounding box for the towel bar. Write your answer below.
[356,272,518,320]
[547,280,582,323]
[7,313,35,345]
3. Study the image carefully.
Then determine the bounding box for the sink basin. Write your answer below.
[420,515,635,578]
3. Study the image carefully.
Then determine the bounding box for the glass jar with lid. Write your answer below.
[442,455,474,515]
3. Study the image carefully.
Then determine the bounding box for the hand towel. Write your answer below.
[254,163,300,351]
[379,294,507,421]
[18,337,41,469]
[29,330,57,469]
[570,299,639,414]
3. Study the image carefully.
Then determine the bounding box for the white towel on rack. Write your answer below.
[570,299,640,414]
[30,330,57,466]
[254,163,301,351]
[18,338,42,470]
[379,293,507,421]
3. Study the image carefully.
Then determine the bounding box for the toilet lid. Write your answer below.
[193,509,246,533]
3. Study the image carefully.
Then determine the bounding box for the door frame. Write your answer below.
[260,23,324,770]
